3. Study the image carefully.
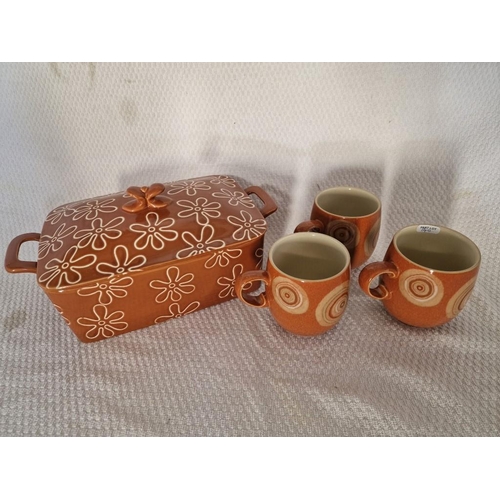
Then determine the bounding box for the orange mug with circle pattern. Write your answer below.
[358,225,481,327]
[235,232,351,336]
[295,187,381,268]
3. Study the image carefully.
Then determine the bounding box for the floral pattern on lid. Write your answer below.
[176,224,225,260]
[73,217,124,251]
[38,222,77,259]
[45,204,76,225]
[37,175,270,289]
[210,175,237,188]
[39,246,97,288]
[212,189,255,208]
[167,179,211,196]
[227,210,266,241]
[130,212,178,250]
[176,197,221,225]
[71,199,118,221]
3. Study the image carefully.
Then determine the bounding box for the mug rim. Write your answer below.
[315,186,381,219]
[269,232,351,283]
[393,224,481,274]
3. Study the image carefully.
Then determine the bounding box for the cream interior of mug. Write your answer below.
[270,233,350,281]
[394,226,481,272]
[316,187,380,217]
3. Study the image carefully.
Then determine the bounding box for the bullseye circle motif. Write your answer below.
[399,269,444,307]
[272,277,309,315]
[364,218,381,258]
[315,281,349,327]
[446,277,476,319]
[325,220,359,250]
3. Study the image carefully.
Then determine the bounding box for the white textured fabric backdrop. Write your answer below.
[0,62,498,436]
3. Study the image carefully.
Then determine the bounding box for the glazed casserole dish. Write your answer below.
[5,175,277,342]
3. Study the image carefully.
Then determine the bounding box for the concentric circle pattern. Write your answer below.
[446,277,476,319]
[399,269,444,307]
[315,281,349,327]
[272,277,309,314]
[364,218,381,258]
[325,220,359,250]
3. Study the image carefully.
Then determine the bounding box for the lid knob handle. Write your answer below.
[122,183,172,213]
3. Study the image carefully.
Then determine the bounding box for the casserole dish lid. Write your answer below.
[35,175,276,290]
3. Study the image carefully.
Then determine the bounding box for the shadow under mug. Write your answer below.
[358,225,481,327]
[235,232,351,336]
[295,187,381,268]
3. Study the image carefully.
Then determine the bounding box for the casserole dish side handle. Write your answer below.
[5,233,40,274]
[245,186,278,218]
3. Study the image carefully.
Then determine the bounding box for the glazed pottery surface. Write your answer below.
[5,175,277,342]
[295,187,381,268]
[358,224,481,327]
[235,232,351,336]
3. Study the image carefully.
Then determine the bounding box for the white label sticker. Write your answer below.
[417,225,440,234]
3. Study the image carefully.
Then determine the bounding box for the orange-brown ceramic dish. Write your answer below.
[295,187,381,268]
[235,232,351,336]
[358,225,481,327]
[5,175,277,342]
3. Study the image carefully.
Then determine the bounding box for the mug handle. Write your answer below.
[294,219,324,233]
[358,261,399,300]
[235,270,270,308]
[5,232,40,274]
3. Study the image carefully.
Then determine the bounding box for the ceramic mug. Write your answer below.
[358,225,481,327]
[235,232,351,336]
[295,187,381,268]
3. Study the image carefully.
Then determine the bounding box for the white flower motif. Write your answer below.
[255,247,264,269]
[176,224,225,260]
[204,248,243,269]
[227,210,266,241]
[176,197,221,225]
[38,222,77,259]
[39,246,97,288]
[77,304,128,340]
[210,175,236,188]
[96,245,146,276]
[72,199,117,221]
[130,212,178,250]
[217,264,244,298]
[149,266,195,303]
[167,180,211,196]
[212,188,255,208]
[77,276,134,305]
[154,301,201,324]
[54,305,70,325]
[45,204,76,225]
[73,216,124,250]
